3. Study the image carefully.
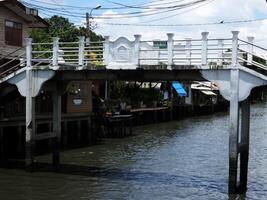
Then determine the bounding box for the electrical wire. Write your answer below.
[142,0,215,23]
[101,18,267,26]
[104,0,204,9]
[21,0,209,19]
[21,1,205,17]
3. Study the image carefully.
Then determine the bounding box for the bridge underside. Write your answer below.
[54,69,205,82]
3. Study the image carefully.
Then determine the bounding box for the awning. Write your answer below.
[201,90,217,96]
[172,82,187,97]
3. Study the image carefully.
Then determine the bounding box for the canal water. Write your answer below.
[0,103,267,200]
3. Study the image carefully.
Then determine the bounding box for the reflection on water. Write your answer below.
[0,103,267,200]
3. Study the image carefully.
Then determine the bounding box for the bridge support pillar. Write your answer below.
[52,88,62,168]
[239,98,250,192]
[229,96,250,194]
[25,96,36,171]
[229,66,251,194]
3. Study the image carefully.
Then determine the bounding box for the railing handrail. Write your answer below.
[238,39,267,52]
[0,52,25,69]
[0,46,25,60]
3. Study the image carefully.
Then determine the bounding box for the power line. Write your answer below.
[142,0,215,23]
[101,18,267,27]
[104,0,191,9]
[20,0,175,10]
[22,0,209,19]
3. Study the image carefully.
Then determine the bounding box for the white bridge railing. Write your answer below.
[20,31,267,71]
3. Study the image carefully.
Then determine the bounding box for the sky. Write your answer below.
[22,0,267,47]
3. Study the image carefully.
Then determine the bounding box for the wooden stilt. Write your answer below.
[17,125,22,156]
[0,127,4,162]
[47,122,52,149]
[52,89,61,168]
[87,118,92,144]
[77,120,81,144]
[62,121,68,147]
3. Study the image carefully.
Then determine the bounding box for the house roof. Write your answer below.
[0,0,49,28]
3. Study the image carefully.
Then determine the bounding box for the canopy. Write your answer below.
[172,82,187,97]
[201,90,217,96]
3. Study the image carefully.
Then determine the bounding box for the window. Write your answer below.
[5,20,23,46]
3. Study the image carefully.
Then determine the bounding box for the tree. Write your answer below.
[30,15,103,42]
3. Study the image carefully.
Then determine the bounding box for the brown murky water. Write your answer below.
[0,103,267,200]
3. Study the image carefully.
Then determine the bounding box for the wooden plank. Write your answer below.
[35,132,55,141]
[130,107,168,113]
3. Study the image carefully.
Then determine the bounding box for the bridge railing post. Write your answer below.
[231,31,239,67]
[134,34,141,67]
[52,37,59,70]
[201,32,209,67]
[217,39,224,66]
[78,36,85,69]
[103,36,110,66]
[26,38,32,69]
[247,36,254,66]
[167,33,174,70]
[185,38,192,65]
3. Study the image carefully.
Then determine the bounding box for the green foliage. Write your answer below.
[110,81,162,108]
[30,15,103,43]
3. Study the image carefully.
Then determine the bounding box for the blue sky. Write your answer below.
[22,0,267,47]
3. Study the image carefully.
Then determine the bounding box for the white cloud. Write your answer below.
[93,0,267,47]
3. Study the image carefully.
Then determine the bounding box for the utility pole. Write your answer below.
[85,5,101,42]
[86,12,90,40]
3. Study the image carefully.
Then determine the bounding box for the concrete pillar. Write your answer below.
[103,36,110,66]
[25,97,36,171]
[229,57,239,194]
[232,31,239,66]
[78,36,85,67]
[229,30,240,194]
[201,32,209,66]
[52,37,59,70]
[185,38,192,65]
[239,98,250,192]
[52,88,61,167]
[217,39,224,66]
[134,34,141,67]
[25,38,36,171]
[247,37,254,66]
[167,33,174,69]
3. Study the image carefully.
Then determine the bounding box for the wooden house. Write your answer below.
[0,0,95,117]
[0,0,48,57]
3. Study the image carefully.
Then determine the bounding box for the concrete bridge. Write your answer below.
[1,31,267,194]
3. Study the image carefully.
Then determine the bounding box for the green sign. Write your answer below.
[153,41,167,49]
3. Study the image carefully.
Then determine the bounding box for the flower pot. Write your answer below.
[73,99,82,105]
